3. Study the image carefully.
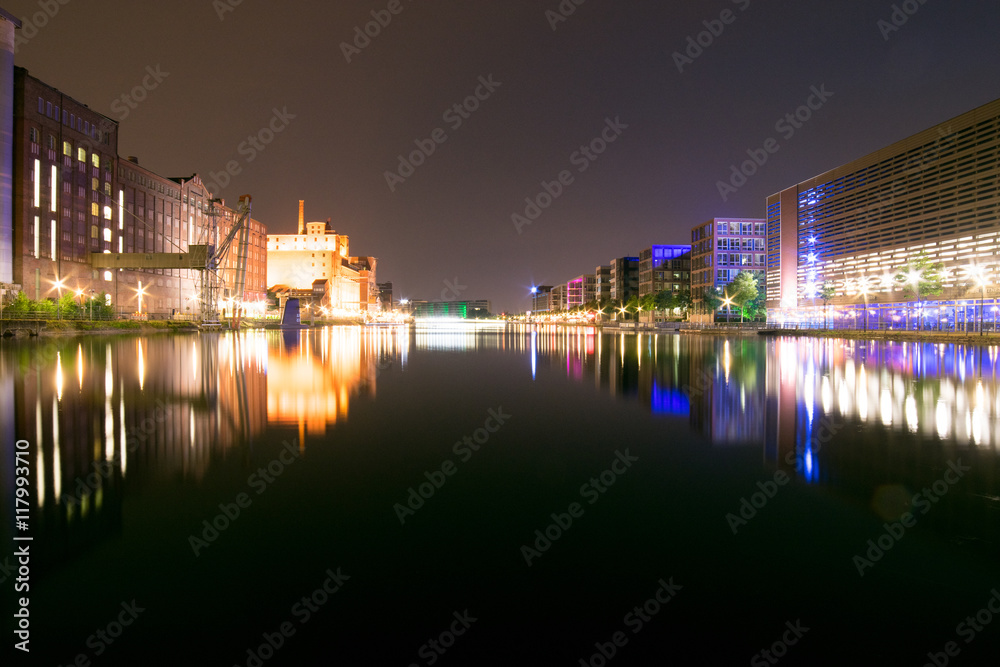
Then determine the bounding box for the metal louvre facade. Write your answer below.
[765,98,1000,327]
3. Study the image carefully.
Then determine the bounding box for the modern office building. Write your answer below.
[410,299,491,318]
[566,273,595,309]
[595,265,611,301]
[766,98,1000,329]
[531,285,553,313]
[266,201,379,312]
[638,245,691,297]
[690,218,766,320]
[609,255,639,303]
[550,284,566,312]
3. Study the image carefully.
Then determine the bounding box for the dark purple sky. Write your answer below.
[7,0,1000,312]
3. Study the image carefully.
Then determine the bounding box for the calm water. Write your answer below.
[2,324,999,665]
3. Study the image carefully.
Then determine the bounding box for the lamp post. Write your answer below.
[859,277,870,333]
[966,264,988,336]
[54,278,65,320]
[721,292,734,325]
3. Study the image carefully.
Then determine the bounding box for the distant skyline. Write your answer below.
[6,0,1000,312]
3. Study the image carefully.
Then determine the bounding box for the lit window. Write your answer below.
[104,271,112,282]
[91,202,99,217]
[91,153,100,168]
[103,228,112,242]
[62,141,71,156]
[77,148,86,162]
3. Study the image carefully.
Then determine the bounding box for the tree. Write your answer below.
[819,281,836,328]
[702,288,722,319]
[625,295,640,321]
[895,251,944,330]
[895,251,944,299]
[675,291,692,319]
[726,272,759,323]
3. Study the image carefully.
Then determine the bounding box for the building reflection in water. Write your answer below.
[266,326,409,443]
[0,326,407,573]
[523,325,764,446]
[522,325,998,547]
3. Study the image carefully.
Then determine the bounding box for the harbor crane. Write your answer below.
[90,195,253,328]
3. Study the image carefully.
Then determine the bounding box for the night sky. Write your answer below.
[6,0,1000,312]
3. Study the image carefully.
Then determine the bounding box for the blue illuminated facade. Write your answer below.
[766,98,1000,329]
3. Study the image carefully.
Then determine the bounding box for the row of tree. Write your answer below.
[2,291,116,319]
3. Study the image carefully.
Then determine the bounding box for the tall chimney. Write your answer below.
[298,200,304,235]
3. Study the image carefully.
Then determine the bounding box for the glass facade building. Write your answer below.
[766,98,1000,330]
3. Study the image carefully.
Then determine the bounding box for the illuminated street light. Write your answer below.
[965,264,989,336]
[721,292,734,324]
[858,276,871,332]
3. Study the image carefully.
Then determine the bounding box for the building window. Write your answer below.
[77,148,86,162]
[45,101,52,117]
[91,202,99,217]
[91,153,100,168]
[38,97,44,113]
[28,128,39,143]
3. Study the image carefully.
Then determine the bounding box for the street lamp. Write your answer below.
[721,292,734,324]
[53,278,65,319]
[858,277,870,332]
[965,264,988,336]
[905,269,921,331]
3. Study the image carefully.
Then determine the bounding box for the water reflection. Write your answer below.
[0,326,408,571]
[2,325,997,575]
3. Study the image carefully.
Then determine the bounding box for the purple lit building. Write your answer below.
[690,218,766,321]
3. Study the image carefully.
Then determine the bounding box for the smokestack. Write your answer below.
[298,200,304,235]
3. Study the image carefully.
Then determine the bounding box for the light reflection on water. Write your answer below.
[2,325,998,571]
